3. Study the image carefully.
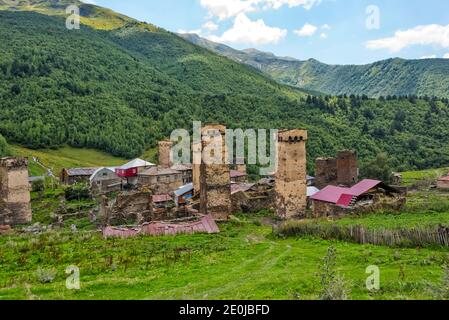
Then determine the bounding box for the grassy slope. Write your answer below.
[11,145,128,176]
[402,167,449,187]
[0,219,447,300]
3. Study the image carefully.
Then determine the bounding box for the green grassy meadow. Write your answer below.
[1,218,448,300]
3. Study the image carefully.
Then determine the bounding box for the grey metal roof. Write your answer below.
[66,168,99,176]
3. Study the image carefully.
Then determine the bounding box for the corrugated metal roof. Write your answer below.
[66,168,99,176]
[307,186,320,197]
[153,194,173,203]
[102,215,220,238]
[140,166,182,176]
[310,185,349,204]
[336,194,355,207]
[230,170,247,178]
[231,183,255,195]
[348,179,382,196]
[171,164,192,171]
[174,183,194,197]
[120,158,155,170]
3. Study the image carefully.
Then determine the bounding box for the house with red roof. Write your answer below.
[437,174,449,190]
[310,179,404,218]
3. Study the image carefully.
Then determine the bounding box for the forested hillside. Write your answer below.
[181,34,449,98]
[1,9,449,172]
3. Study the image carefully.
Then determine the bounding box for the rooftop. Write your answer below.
[140,166,182,176]
[119,158,155,170]
[65,167,99,177]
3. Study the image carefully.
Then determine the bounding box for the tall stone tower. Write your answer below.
[192,139,202,194]
[315,157,338,189]
[275,129,308,219]
[337,150,358,186]
[200,125,231,220]
[158,140,174,168]
[0,157,32,225]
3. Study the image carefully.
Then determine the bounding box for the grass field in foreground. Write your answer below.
[0,217,448,300]
[10,145,129,177]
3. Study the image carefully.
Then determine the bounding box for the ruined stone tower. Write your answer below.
[200,125,231,220]
[158,140,174,168]
[315,157,338,189]
[275,129,308,219]
[0,157,32,225]
[337,150,358,186]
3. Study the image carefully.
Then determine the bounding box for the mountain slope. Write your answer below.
[0,6,449,172]
[180,33,449,98]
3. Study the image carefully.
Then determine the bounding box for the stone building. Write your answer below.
[200,125,232,220]
[192,139,201,194]
[61,167,98,185]
[90,167,123,195]
[0,157,32,225]
[138,166,183,195]
[171,164,193,184]
[158,140,174,168]
[314,150,359,189]
[275,129,308,219]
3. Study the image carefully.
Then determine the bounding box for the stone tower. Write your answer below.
[158,140,174,168]
[275,129,308,219]
[0,157,32,225]
[192,139,202,194]
[315,157,338,189]
[200,125,231,220]
[337,150,358,186]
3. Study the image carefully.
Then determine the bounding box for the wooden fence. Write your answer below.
[274,222,449,248]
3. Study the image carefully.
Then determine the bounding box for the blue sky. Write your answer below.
[86,0,449,65]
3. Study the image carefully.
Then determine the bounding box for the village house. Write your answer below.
[437,174,449,190]
[152,194,174,211]
[310,179,405,218]
[138,166,183,194]
[61,167,98,185]
[90,167,123,195]
[115,158,155,186]
[174,183,194,206]
[171,164,193,184]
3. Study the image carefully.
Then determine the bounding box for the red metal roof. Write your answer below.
[310,185,349,204]
[438,175,449,181]
[311,179,383,205]
[102,215,220,238]
[348,179,382,196]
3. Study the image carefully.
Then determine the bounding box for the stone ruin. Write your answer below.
[275,129,308,219]
[315,150,359,189]
[0,157,32,226]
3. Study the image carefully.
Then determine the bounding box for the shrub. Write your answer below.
[32,179,45,192]
[36,267,57,284]
[64,183,91,201]
[318,246,350,300]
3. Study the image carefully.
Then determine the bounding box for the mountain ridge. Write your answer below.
[179,33,449,98]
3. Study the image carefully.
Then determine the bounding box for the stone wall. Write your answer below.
[138,173,183,195]
[0,157,32,225]
[275,129,308,219]
[200,125,232,220]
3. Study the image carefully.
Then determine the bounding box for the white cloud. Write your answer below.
[444,53,449,59]
[320,33,328,39]
[321,24,331,30]
[366,24,449,53]
[262,0,321,10]
[294,23,318,37]
[200,0,321,20]
[178,28,203,35]
[420,55,437,59]
[207,13,287,45]
[202,21,219,32]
